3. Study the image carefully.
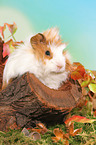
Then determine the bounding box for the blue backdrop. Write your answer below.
[0,0,96,70]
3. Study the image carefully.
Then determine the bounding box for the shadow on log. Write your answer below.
[0,72,83,131]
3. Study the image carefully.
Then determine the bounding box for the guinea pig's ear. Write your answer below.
[30,33,46,47]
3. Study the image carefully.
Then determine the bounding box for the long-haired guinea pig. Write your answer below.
[3,28,72,90]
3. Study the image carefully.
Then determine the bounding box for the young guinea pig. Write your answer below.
[3,28,72,90]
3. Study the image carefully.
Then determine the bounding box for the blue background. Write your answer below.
[0,0,96,70]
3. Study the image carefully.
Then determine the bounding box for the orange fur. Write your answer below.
[30,33,53,63]
[62,50,72,72]
[43,28,63,46]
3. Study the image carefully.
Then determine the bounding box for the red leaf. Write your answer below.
[65,115,96,125]
[3,39,15,57]
[77,65,85,76]
[3,40,23,58]
[71,62,85,80]
[93,110,96,117]
[5,22,17,35]
[71,71,83,80]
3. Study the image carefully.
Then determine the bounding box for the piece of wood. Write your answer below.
[0,72,83,131]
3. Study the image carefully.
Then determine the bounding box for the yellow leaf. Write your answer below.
[88,83,96,93]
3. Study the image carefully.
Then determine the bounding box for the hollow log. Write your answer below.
[0,72,83,131]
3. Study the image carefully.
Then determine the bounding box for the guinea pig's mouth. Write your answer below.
[50,70,65,75]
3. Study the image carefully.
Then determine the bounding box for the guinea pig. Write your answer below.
[2,27,72,90]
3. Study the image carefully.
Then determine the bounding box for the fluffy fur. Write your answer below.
[3,28,72,90]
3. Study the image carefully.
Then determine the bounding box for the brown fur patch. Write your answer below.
[63,50,73,72]
[43,28,63,46]
[30,33,53,63]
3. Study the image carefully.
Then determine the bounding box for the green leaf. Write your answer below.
[86,69,96,79]
[81,80,90,87]
[88,83,96,93]
[85,87,90,93]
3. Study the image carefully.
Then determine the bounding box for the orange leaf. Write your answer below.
[69,122,82,136]
[31,128,41,134]
[65,140,69,145]
[63,133,69,140]
[12,41,23,47]
[93,110,96,117]
[71,71,83,80]
[36,123,46,129]
[53,128,64,140]
[71,62,85,80]
[32,123,48,135]
[72,128,82,136]
[51,137,60,143]
[73,62,82,66]
[0,24,6,39]
[52,128,69,143]
[76,65,85,77]
[68,122,74,135]
[65,115,96,125]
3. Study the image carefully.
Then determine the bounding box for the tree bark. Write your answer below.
[0,72,83,131]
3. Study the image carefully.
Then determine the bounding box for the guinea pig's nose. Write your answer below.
[57,65,63,69]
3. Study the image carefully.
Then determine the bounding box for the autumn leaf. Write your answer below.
[81,72,96,88]
[52,128,69,144]
[93,110,96,117]
[86,69,96,80]
[68,122,82,136]
[71,62,85,80]
[13,41,23,47]
[0,24,6,39]
[3,39,15,57]
[81,80,90,88]
[5,22,17,36]
[31,123,48,135]
[65,115,96,125]
[88,83,96,93]
[52,128,64,142]
[3,39,23,58]
[71,71,83,80]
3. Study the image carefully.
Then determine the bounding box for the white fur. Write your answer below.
[3,32,71,90]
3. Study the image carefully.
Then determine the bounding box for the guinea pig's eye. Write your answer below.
[45,50,50,56]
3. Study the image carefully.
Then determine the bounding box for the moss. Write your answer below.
[0,103,96,145]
